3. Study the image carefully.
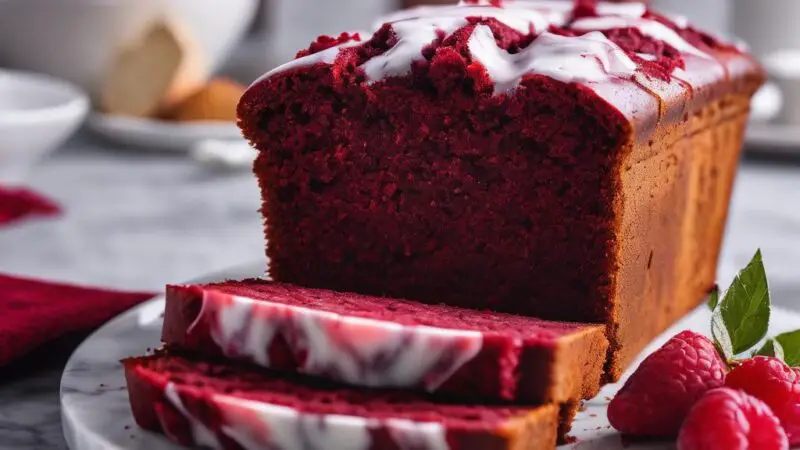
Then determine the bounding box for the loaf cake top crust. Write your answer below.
[247,0,762,139]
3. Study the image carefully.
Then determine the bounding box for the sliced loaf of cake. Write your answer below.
[162,279,608,404]
[125,353,564,450]
[237,0,765,380]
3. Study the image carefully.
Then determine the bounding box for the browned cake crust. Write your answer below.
[608,75,763,379]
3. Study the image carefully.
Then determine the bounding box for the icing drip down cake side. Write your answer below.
[237,0,765,380]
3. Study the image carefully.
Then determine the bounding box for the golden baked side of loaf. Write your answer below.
[607,77,763,380]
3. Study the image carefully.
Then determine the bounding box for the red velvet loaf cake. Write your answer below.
[238,0,765,379]
[162,279,608,404]
[125,353,562,450]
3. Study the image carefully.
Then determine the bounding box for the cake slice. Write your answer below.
[125,353,562,450]
[162,279,608,404]
[237,1,765,380]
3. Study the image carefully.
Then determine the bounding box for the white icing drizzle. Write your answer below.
[386,419,449,450]
[251,1,727,90]
[669,14,690,30]
[211,394,451,450]
[635,52,658,62]
[216,396,372,450]
[252,38,365,86]
[469,26,637,92]
[163,383,221,449]
[187,290,484,391]
[363,16,468,81]
[571,16,711,59]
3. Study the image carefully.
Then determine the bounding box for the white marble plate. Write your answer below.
[87,113,242,152]
[60,263,800,450]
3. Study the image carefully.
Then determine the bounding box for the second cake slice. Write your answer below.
[163,279,608,404]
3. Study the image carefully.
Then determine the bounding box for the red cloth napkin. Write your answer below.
[0,273,154,367]
[0,186,61,226]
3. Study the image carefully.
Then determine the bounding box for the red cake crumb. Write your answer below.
[572,0,598,19]
[239,16,630,325]
[296,32,362,59]
[238,0,764,383]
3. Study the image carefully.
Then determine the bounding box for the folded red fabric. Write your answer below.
[0,186,61,226]
[0,273,154,367]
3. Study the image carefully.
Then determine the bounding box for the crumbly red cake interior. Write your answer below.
[129,353,532,428]
[240,24,629,325]
[237,1,754,379]
[203,279,591,340]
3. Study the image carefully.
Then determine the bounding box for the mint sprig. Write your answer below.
[709,249,800,367]
[774,330,800,367]
[755,338,785,361]
[707,285,720,311]
[711,249,770,357]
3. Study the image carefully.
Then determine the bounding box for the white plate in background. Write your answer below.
[87,113,243,152]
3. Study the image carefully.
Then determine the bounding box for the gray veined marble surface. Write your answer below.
[0,132,799,449]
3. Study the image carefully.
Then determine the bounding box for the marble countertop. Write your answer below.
[0,134,799,449]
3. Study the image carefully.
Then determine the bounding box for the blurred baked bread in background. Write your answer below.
[161,78,245,122]
[100,19,206,117]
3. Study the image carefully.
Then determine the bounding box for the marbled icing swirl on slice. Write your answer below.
[124,354,561,450]
[162,280,608,403]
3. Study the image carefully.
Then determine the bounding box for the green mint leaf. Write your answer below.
[755,338,785,362]
[712,306,734,361]
[775,330,800,367]
[719,249,771,355]
[707,285,720,311]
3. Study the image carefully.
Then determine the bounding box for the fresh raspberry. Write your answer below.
[608,330,727,436]
[725,356,800,446]
[678,388,789,450]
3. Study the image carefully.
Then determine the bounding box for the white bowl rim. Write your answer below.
[0,68,89,125]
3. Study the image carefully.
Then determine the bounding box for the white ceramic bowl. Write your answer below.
[0,69,89,185]
[0,0,259,104]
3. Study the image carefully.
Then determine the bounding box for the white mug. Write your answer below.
[650,0,730,35]
[732,0,800,59]
[762,49,800,125]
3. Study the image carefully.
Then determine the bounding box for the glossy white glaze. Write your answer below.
[386,419,449,450]
[363,16,467,81]
[163,383,221,449]
[247,0,746,122]
[188,290,484,391]
[570,16,710,58]
[469,26,637,92]
[252,38,364,86]
[184,393,452,450]
[216,396,373,450]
